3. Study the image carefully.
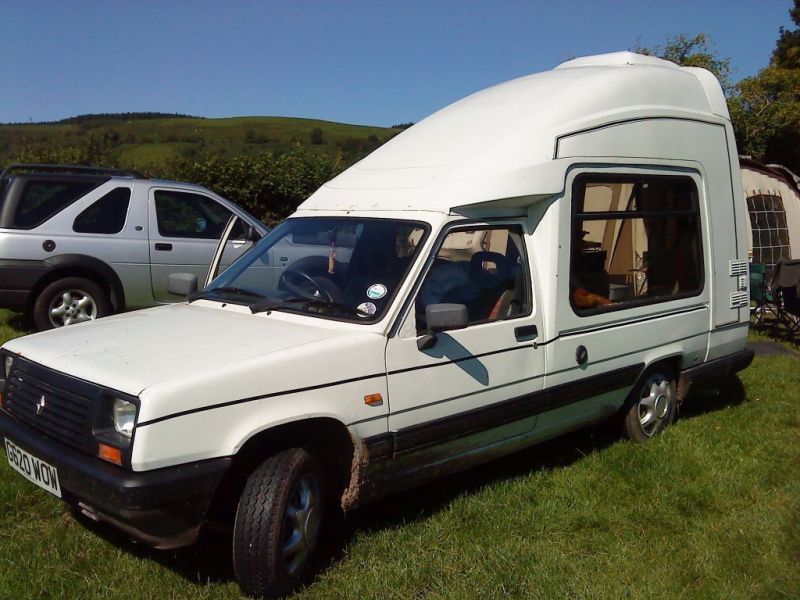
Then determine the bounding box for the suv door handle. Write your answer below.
[155,243,173,251]
[514,325,538,341]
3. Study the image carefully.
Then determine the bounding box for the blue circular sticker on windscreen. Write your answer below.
[367,284,387,300]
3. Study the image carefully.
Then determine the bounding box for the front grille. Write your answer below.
[5,358,99,455]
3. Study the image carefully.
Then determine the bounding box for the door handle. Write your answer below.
[514,325,538,341]
[155,243,173,251]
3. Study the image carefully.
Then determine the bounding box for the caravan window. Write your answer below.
[746,193,791,270]
[570,175,703,315]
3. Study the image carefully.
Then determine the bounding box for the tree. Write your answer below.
[633,33,733,96]
[773,0,800,69]
[309,127,325,145]
[729,67,800,164]
[728,1,800,171]
[156,146,340,225]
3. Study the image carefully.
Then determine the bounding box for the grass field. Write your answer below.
[0,314,798,599]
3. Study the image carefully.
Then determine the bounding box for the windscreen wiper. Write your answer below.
[195,286,266,301]
[249,297,370,318]
[303,298,372,318]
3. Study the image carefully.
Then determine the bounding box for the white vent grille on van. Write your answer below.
[730,260,748,277]
[730,291,749,308]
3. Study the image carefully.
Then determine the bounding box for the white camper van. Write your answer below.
[0,52,752,598]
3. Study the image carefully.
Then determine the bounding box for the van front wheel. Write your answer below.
[233,448,324,599]
[622,367,677,442]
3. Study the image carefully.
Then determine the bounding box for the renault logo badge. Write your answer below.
[36,395,46,416]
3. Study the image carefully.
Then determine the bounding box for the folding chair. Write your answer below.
[771,259,800,339]
[749,262,776,328]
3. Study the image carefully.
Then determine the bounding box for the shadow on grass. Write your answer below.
[749,316,800,349]
[679,374,747,420]
[0,310,29,334]
[70,514,236,585]
[71,374,749,591]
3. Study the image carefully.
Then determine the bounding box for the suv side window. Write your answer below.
[154,190,232,239]
[416,225,530,330]
[73,188,131,234]
[13,180,101,229]
[570,175,703,314]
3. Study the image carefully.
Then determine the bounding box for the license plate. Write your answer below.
[4,439,61,498]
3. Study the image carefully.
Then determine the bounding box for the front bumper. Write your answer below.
[0,409,231,549]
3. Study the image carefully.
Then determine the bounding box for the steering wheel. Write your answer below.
[279,269,334,302]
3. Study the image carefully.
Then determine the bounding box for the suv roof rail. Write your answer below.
[0,163,145,181]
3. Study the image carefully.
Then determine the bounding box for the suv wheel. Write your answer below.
[33,277,111,330]
[233,448,325,599]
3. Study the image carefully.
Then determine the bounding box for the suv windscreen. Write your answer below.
[202,217,429,322]
[12,179,102,229]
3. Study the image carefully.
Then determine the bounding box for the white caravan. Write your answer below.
[0,52,753,599]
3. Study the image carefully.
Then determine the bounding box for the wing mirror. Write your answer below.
[245,225,262,243]
[168,273,198,297]
[417,303,468,351]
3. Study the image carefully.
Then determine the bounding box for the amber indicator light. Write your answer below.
[364,393,383,406]
[98,444,123,465]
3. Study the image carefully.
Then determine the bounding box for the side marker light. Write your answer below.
[364,393,383,406]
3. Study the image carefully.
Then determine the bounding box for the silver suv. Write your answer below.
[0,164,268,329]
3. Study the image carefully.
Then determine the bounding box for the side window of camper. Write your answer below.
[416,225,530,329]
[570,175,703,315]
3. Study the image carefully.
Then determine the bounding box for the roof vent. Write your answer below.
[556,51,681,70]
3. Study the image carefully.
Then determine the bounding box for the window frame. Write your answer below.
[11,179,105,230]
[569,173,705,318]
[153,189,233,240]
[72,187,132,235]
[408,220,533,334]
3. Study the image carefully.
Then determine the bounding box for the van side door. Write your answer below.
[384,221,544,488]
[542,169,711,439]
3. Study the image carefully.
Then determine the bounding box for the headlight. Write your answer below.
[3,355,12,379]
[112,398,137,438]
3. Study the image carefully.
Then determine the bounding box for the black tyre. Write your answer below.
[33,277,112,330]
[233,448,325,599]
[621,365,677,442]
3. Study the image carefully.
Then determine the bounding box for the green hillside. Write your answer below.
[0,115,401,169]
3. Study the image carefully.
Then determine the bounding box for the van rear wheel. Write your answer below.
[233,448,324,599]
[622,367,677,442]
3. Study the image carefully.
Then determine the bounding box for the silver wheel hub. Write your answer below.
[637,375,673,437]
[49,290,97,327]
[282,473,321,576]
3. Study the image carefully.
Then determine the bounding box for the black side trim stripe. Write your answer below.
[713,321,749,332]
[559,304,707,338]
[681,348,754,387]
[366,363,643,458]
[388,343,534,376]
[137,372,386,427]
[349,373,545,427]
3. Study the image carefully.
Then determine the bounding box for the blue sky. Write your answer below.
[1,0,793,126]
